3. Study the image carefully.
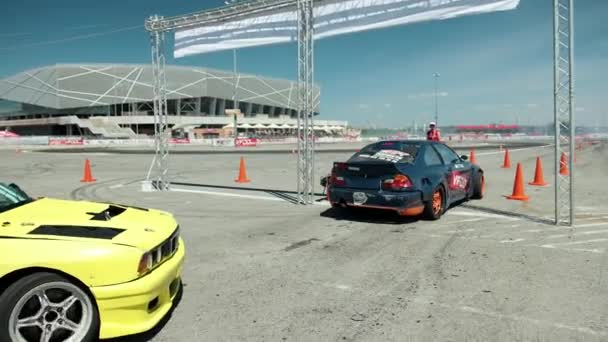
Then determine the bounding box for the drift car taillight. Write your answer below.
[329,163,347,186]
[330,175,346,186]
[382,174,413,190]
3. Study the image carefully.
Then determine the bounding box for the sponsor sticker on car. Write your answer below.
[353,192,368,205]
[449,171,469,190]
[362,150,410,163]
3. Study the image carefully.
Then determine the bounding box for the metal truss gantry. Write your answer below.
[148,15,170,191]
[553,0,575,225]
[297,0,315,204]
[144,0,317,202]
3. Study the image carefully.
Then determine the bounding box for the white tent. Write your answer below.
[238,123,253,128]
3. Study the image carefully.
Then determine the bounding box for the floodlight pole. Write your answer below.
[297,0,315,204]
[553,0,575,225]
[434,73,440,126]
[147,15,170,191]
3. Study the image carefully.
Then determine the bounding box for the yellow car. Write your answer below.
[0,182,185,342]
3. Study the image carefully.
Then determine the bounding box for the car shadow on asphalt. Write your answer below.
[320,206,420,225]
[101,283,184,342]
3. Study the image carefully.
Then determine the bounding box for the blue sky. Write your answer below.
[1,0,606,127]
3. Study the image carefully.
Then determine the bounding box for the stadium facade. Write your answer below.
[0,64,347,138]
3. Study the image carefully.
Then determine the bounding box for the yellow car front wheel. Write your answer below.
[0,272,99,342]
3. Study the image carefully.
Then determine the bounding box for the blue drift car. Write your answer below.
[321,140,485,220]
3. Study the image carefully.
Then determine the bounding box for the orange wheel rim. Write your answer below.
[432,190,442,215]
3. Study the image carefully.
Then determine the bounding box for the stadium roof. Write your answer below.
[0,64,318,111]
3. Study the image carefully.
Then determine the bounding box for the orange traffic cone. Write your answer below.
[235,156,250,183]
[469,148,477,164]
[505,163,529,201]
[529,157,548,186]
[80,159,96,183]
[501,149,511,168]
[560,152,569,176]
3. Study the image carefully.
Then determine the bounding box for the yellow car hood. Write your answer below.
[0,198,177,251]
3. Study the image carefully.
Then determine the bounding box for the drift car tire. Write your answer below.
[423,186,445,220]
[0,272,99,342]
[471,172,485,200]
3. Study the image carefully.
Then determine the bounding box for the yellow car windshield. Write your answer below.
[0,183,32,213]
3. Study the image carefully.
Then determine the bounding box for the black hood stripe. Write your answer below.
[28,225,125,239]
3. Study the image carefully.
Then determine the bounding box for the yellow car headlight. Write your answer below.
[138,252,154,275]
[137,227,180,276]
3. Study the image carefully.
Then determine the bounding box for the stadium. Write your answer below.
[0,64,348,139]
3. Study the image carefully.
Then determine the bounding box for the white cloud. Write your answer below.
[575,107,585,112]
[408,92,448,100]
[527,103,539,108]
[357,103,369,110]
[384,103,392,108]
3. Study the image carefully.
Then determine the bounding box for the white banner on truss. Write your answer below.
[174,0,520,58]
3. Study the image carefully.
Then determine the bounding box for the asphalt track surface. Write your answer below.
[1,141,607,341]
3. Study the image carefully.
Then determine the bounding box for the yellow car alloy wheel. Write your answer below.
[2,272,99,342]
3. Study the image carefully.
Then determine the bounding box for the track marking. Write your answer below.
[448,210,518,221]
[500,238,525,243]
[443,218,485,224]
[538,246,605,254]
[445,228,475,233]
[575,222,608,228]
[171,187,284,202]
[476,144,552,156]
[109,184,124,189]
[409,298,608,338]
[540,238,608,247]
[524,227,570,233]
[547,229,608,239]
[457,305,607,337]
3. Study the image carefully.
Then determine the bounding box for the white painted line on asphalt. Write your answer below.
[457,305,608,337]
[449,211,517,221]
[445,228,475,233]
[575,222,608,228]
[541,238,608,247]
[171,187,284,202]
[538,246,605,254]
[476,144,552,156]
[547,229,608,239]
[443,218,485,224]
[500,238,525,243]
[411,298,608,338]
[524,227,570,233]
[109,184,124,189]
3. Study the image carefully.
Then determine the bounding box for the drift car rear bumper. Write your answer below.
[328,187,425,216]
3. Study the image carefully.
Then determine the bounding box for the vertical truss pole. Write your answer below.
[148,15,170,191]
[297,0,315,204]
[553,0,575,225]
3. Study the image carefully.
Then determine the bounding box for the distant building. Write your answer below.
[0,64,346,138]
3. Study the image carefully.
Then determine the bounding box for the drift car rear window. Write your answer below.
[350,142,419,164]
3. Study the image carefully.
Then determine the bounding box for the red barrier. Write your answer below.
[235,138,258,147]
[49,137,84,146]
[169,138,191,144]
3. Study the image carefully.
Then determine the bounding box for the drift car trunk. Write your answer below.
[332,161,407,190]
